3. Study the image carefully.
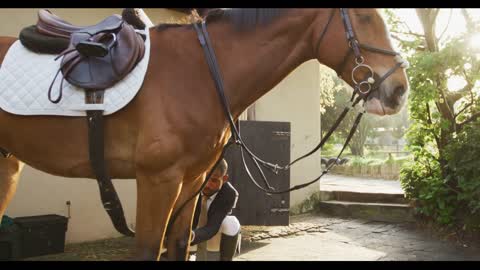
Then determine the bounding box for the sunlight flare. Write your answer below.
[469,33,480,50]
[447,75,467,91]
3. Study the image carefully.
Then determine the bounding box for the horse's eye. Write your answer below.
[358,15,372,24]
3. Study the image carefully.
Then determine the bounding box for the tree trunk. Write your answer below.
[348,119,369,157]
[416,9,459,190]
[349,143,364,156]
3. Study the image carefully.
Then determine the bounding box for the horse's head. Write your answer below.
[313,8,409,116]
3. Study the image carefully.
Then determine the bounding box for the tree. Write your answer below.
[320,73,372,156]
[389,8,480,228]
[369,105,410,144]
[408,9,480,185]
[320,73,409,156]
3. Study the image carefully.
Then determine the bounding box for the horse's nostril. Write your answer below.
[394,85,406,97]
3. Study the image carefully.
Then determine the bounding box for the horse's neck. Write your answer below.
[207,13,316,119]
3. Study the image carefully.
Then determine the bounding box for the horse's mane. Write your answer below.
[155,8,287,32]
[205,8,287,30]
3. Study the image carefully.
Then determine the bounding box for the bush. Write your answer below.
[400,158,456,225]
[444,123,480,229]
[322,142,335,152]
[348,155,406,167]
[330,154,408,180]
[400,121,480,230]
[386,8,480,237]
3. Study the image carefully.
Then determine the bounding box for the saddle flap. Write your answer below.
[60,22,145,90]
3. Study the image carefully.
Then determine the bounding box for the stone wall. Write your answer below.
[329,163,401,180]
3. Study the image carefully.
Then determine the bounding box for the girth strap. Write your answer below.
[86,90,134,237]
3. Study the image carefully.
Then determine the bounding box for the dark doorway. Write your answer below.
[225,120,290,226]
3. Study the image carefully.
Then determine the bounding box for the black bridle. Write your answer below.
[166,8,409,235]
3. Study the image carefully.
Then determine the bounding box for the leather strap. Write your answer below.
[86,90,134,237]
[194,22,277,191]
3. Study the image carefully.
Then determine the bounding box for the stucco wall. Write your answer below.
[253,60,321,209]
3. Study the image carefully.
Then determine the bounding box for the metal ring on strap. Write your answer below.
[355,55,364,65]
[351,63,374,85]
[357,81,372,94]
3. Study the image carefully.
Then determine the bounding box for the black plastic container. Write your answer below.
[14,214,68,258]
[0,226,22,261]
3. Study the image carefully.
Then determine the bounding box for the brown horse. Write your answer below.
[0,8,409,261]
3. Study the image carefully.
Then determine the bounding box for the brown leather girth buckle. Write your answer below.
[0,147,11,158]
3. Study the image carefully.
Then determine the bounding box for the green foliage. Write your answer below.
[321,141,335,154]
[400,149,457,225]
[291,192,322,215]
[444,121,480,227]
[390,9,480,231]
[321,84,383,157]
[319,65,345,114]
[385,153,395,165]
[342,154,408,167]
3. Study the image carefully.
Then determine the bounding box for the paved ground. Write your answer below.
[24,212,479,261]
[236,213,480,261]
[235,176,478,261]
[22,175,479,261]
[319,174,404,194]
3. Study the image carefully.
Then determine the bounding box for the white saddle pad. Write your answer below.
[0,27,151,116]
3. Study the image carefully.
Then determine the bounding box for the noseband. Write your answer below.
[167,8,409,232]
[337,9,409,97]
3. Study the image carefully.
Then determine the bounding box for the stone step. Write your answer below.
[315,200,415,223]
[319,190,408,204]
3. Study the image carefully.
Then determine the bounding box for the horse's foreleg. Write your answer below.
[134,168,184,261]
[166,173,205,261]
[0,156,24,222]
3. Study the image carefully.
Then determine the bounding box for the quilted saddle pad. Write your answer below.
[0,27,151,116]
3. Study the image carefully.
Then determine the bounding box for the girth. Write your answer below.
[85,90,135,237]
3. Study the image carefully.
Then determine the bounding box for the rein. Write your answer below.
[167,8,408,235]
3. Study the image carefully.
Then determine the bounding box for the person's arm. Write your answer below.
[190,189,235,246]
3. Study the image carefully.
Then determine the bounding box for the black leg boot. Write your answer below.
[219,233,240,261]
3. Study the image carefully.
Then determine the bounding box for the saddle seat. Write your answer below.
[36,9,124,39]
[59,15,146,90]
